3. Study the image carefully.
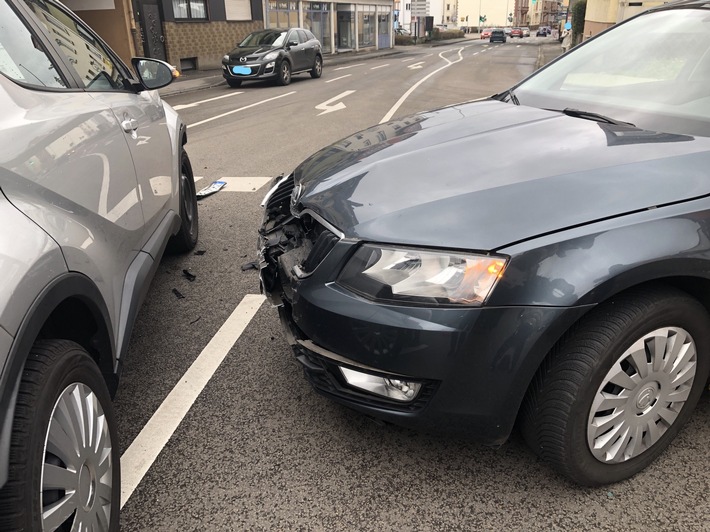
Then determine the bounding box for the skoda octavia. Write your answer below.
[259,0,710,486]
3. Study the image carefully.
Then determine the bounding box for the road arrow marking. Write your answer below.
[315,90,356,116]
[408,62,425,70]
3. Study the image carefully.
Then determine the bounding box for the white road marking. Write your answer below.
[326,74,352,83]
[194,175,204,183]
[407,62,425,70]
[213,176,272,192]
[371,64,389,70]
[316,90,356,116]
[120,294,265,508]
[173,92,243,110]
[401,58,416,62]
[380,47,465,124]
[188,92,296,128]
[333,63,365,70]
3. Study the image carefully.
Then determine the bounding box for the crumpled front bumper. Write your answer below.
[256,174,585,445]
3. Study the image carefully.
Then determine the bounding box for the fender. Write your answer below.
[0,273,114,487]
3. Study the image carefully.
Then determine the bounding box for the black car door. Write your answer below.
[286,29,306,71]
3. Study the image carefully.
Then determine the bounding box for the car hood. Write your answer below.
[293,100,710,250]
[225,46,275,60]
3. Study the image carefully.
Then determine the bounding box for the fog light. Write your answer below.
[339,367,421,402]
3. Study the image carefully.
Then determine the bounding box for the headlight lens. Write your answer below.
[338,245,507,306]
[263,51,279,61]
[223,55,230,62]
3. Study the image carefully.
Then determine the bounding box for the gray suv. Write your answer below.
[0,0,198,529]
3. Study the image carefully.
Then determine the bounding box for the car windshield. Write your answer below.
[238,30,287,48]
[513,6,710,137]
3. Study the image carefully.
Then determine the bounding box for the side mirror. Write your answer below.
[131,57,179,90]
[288,40,299,47]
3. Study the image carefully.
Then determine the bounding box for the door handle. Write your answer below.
[121,118,138,133]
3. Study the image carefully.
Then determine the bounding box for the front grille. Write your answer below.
[302,226,339,274]
[294,344,438,413]
[265,174,294,211]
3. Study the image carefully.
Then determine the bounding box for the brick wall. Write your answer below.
[164,21,264,70]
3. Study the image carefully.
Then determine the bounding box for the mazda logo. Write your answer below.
[239,57,247,63]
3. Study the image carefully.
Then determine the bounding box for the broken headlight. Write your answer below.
[337,245,507,306]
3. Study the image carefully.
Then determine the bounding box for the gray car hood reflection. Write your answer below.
[293,100,710,251]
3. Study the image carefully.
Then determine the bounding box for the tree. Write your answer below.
[571,0,586,45]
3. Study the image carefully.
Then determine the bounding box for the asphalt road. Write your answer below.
[115,37,710,531]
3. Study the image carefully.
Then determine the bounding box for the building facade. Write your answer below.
[62,0,394,73]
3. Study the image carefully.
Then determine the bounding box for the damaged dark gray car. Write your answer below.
[259,0,710,486]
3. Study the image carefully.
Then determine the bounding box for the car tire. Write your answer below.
[167,149,199,253]
[226,79,242,88]
[0,340,120,531]
[521,286,710,486]
[277,60,291,86]
[310,55,323,78]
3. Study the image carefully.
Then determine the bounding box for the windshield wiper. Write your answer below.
[560,108,635,127]
[492,89,520,105]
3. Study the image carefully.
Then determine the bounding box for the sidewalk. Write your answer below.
[159,37,561,97]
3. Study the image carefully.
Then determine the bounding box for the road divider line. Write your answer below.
[333,63,365,70]
[370,64,389,70]
[188,92,295,128]
[380,47,465,124]
[120,294,265,508]
[326,74,352,83]
[173,91,243,110]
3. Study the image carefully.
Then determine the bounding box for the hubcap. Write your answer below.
[587,327,697,463]
[41,383,113,530]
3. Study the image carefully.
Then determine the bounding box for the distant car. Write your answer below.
[510,27,523,38]
[522,27,531,37]
[537,26,551,36]
[259,0,710,487]
[0,0,198,528]
[504,27,512,35]
[222,28,322,87]
[490,28,507,42]
[480,28,492,39]
[395,27,411,35]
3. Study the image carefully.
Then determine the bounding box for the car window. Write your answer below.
[23,0,131,91]
[0,0,67,88]
[297,30,308,43]
[288,30,302,44]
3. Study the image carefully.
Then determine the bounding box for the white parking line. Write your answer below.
[213,176,272,191]
[188,92,296,128]
[173,92,243,110]
[326,74,352,83]
[120,294,265,508]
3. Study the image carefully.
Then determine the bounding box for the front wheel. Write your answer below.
[310,55,323,78]
[276,60,291,86]
[167,149,199,253]
[521,286,710,486]
[0,340,120,531]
